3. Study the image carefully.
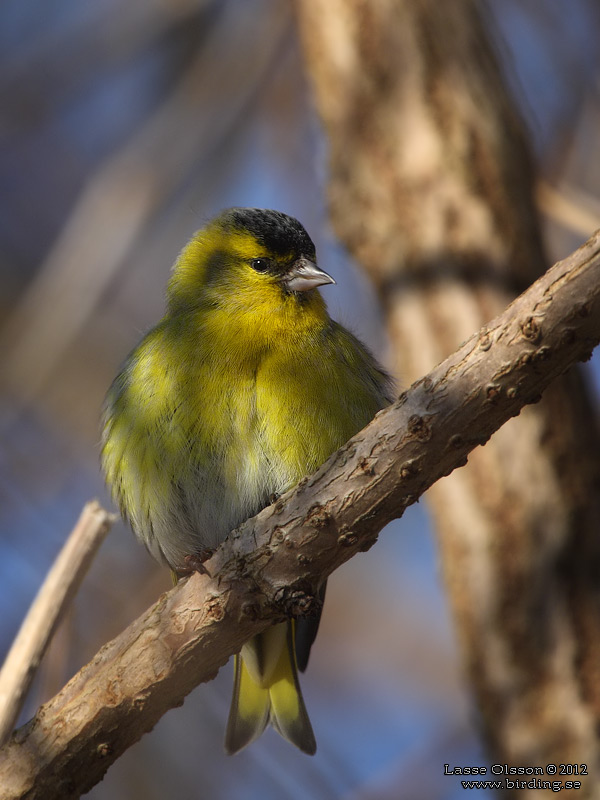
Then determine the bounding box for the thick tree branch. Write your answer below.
[1,231,599,799]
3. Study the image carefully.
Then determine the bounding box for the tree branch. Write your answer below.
[1,231,599,799]
[0,502,114,747]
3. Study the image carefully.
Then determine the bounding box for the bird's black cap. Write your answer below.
[220,208,316,259]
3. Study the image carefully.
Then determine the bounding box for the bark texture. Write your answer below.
[297,0,600,791]
[1,232,600,800]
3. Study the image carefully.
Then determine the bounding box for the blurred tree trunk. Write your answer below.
[297,0,600,791]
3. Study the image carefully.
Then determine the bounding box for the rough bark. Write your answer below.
[1,232,600,800]
[296,0,600,793]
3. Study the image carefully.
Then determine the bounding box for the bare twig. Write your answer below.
[0,231,598,800]
[0,502,114,747]
[536,180,600,238]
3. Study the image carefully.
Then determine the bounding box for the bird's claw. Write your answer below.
[176,549,215,579]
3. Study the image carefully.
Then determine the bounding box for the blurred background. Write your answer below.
[1,1,600,798]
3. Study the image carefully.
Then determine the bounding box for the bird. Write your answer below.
[101,207,393,755]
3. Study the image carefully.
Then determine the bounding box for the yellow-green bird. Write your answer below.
[101,208,393,755]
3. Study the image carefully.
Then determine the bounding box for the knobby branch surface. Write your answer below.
[1,231,599,799]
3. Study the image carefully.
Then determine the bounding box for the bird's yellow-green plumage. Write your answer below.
[101,208,393,754]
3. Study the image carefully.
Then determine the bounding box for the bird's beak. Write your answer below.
[282,257,336,292]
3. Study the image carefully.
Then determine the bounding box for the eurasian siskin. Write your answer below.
[101,208,393,754]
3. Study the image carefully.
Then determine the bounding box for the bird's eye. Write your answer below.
[250,258,271,273]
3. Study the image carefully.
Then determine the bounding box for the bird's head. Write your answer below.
[166,209,335,321]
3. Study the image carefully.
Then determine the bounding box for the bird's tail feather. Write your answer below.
[224,621,316,755]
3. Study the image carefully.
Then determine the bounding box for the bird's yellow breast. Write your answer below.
[102,291,339,566]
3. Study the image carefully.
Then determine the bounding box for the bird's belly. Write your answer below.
[169,385,296,559]
[222,410,296,520]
